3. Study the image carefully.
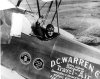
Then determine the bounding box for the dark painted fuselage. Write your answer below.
[1,33,100,79]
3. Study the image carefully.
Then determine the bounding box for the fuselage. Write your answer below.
[1,28,100,79]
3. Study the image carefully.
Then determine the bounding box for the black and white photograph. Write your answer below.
[1,0,100,79]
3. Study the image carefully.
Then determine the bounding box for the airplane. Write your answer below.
[1,0,100,79]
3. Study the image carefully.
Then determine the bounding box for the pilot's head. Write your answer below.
[46,24,54,37]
